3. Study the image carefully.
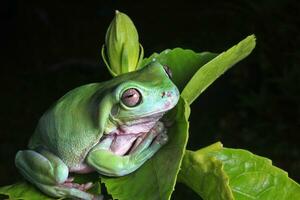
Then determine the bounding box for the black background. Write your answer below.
[1,0,300,198]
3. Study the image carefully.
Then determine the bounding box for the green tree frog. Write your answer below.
[15,61,179,200]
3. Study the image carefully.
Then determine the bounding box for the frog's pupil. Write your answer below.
[125,94,134,98]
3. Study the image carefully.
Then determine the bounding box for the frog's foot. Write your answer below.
[15,149,94,200]
[86,121,168,176]
[62,177,93,191]
[129,121,168,154]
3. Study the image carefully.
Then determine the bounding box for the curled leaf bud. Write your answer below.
[102,10,144,76]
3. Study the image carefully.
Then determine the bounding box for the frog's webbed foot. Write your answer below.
[62,177,93,191]
[15,149,94,200]
[86,121,168,176]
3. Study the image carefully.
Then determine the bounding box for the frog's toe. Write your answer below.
[155,130,168,145]
[62,181,93,191]
[150,121,165,136]
[65,176,75,183]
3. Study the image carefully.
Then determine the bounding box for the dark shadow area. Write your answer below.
[1,0,299,198]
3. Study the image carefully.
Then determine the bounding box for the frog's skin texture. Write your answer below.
[15,61,180,200]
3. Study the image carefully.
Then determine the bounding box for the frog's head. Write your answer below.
[111,61,179,121]
[96,61,179,155]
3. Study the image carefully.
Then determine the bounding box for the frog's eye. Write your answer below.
[163,65,172,79]
[121,88,142,107]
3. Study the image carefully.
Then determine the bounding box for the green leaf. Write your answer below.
[178,142,300,200]
[178,143,234,200]
[0,182,56,200]
[141,48,217,91]
[181,35,256,105]
[102,98,190,200]
[103,10,142,76]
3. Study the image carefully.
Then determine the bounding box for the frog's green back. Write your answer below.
[29,83,105,167]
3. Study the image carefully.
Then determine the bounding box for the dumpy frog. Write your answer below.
[15,61,179,199]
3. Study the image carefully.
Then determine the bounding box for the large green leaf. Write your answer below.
[102,98,190,200]
[178,142,300,200]
[181,35,256,104]
[141,48,217,91]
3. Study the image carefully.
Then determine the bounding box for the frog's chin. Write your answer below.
[104,112,166,156]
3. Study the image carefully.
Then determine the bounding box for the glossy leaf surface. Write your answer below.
[178,142,300,200]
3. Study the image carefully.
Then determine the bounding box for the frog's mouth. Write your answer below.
[102,112,167,156]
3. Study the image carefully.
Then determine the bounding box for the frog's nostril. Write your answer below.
[167,91,172,97]
[161,91,173,98]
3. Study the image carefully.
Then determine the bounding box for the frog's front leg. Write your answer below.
[15,148,94,200]
[86,122,168,176]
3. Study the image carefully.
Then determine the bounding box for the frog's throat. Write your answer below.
[104,111,165,134]
[102,112,166,156]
